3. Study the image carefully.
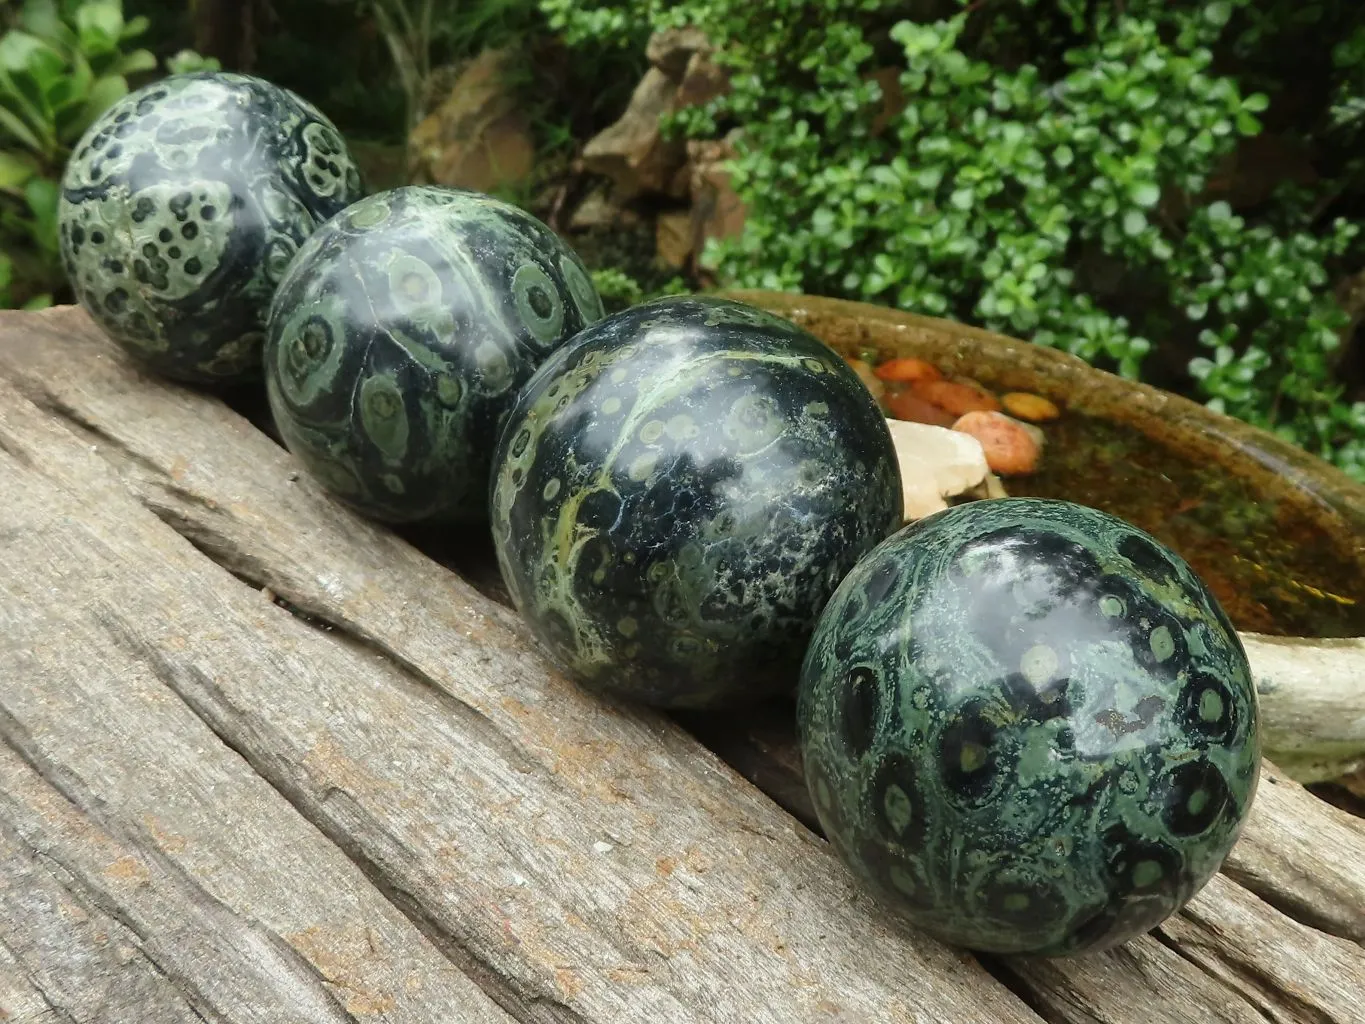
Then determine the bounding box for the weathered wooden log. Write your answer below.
[0,941,55,1024]
[0,742,513,1024]
[1,306,1364,1024]
[1010,870,1365,1024]
[0,309,1039,1024]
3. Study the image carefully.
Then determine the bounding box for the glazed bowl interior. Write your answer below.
[720,289,1365,640]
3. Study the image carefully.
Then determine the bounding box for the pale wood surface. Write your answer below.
[0,942,58,1024]
[0,385,518,1023]
[1241,632,1365,783]
[1,306,1364,1024]
[1222,761,1365,943]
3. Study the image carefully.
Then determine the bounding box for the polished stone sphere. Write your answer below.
[797,498,1260,956]
[58,72,363,383]
[491,295,904,710]
[264,185,604,524]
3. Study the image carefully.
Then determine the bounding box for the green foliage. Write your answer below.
[164,46,218,75]
[257,0,635,185]
[1180,204,1364,468]
[590,266,690,315]
[1328,19,1365,182]
[539,0,642,50]
[543,0,1365,480]
[362,0,438,131]
[0,0,205,307]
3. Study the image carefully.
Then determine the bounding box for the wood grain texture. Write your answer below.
[1222,762,1365,944]
[2,306,1364,1024]
[1006,869,1365,1024]
[0,387,518,1023]
[0,743,240,1024]
[685,698,1365,953]
[1000,854,1365,1024]
[1158,873,1365,1023]
[1001,931,1278,1024]
[0,736,513,1024]
[0,938,72,1024]
[1241,633,1365,783]
[0,308,1038,1024]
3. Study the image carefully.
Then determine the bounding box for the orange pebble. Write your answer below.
[1001,391,1061,422]
[847,359,886,401]
[952,411,1040,476]
[913,378,1001,417]
[874,357,942,384]
[886,389,958,428]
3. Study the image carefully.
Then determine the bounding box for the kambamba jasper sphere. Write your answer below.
[264,185,605,524]
[59,72,363,382]
[797,498,1260,956]
[491,295,904,710]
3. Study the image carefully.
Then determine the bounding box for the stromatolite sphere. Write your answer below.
[58,72,363,383]
[264,185,605,524]
[797,498,1260,956]
[491,295,904,710]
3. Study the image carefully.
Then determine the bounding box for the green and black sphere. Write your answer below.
[264,185,605,524]
[58,71,363,383]
[491,295,904,710]
[797,498,1260,956]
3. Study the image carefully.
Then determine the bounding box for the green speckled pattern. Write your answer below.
[58,72,363,383]
[797,498,1260,956]
[263,185,604,524]
[491,296,904,709]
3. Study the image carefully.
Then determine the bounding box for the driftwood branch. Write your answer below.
[1239,633,1365,784]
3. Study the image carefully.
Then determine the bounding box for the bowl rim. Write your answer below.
[719,288,1365,548]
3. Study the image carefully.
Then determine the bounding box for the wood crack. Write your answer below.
[5,306,1363,1024]
[324,841,593,1024]
[1149,926,1328,1024]
[18,387,193,495]
[10,364,543,786]
[0,422,37,472]
[139,499,279,595]
[0,701,103,829]
[977,958,1066,1024]
[0,700,355,1024]
[0,931,80,1024]
[89,602,583,1024]
[20,847,224,1024]
[93,519,542,782]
